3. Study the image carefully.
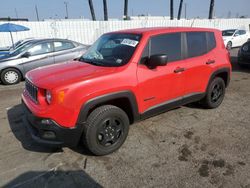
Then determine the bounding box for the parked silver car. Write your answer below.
[0,38,88,85]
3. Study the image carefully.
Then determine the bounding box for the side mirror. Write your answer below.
[234,33,239,37]
[146,54,168,68]
[22,52,31,58]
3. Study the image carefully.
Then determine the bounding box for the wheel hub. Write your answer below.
[211,83,222,103]
[4,71,18,83]
[97,118,123,146]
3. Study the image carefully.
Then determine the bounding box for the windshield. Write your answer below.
[9,42,34,56]
[79,33,141,67]
[222,30,236,37]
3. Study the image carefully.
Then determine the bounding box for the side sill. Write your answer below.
[140,92,205,120]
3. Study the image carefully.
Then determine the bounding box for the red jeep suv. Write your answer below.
[22,27,231,155]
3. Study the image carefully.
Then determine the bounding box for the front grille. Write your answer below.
[25,80,38,103]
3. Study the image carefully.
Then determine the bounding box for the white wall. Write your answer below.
[0,18,250,47]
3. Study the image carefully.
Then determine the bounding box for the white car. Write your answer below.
[222,29,249,50]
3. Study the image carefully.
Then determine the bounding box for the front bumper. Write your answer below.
[22,101,84,147]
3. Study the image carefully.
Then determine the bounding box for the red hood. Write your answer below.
[26,61,117,89]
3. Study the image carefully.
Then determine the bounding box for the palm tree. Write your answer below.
[177,0,183,20]
[170,0,174,20]
[124,0,128,20]
[88,0,96,21]
[208,0,215,19]
[103,0,108,21]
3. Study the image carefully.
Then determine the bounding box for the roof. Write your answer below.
[110,27,220,36]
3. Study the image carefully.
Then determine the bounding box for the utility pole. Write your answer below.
[184,3,187,19]
[64,2,69,19]
[170,0,174,20]
[124,0,128,20]
[208,0,215,19]
[177,0,183,20]
[14,8,18,18]
[88,0,96,21]
[35,5,40,21]
[103,0,108,21]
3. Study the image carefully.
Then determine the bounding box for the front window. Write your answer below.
[28,42,53,56]
[79,33,141,67]
[222,30,236,37]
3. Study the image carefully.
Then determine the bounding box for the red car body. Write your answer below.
[22,27,231,149]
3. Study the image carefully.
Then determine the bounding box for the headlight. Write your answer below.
[46,90,52,104]
[242,45,249,52]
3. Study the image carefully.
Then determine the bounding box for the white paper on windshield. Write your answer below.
[121,39,139,47]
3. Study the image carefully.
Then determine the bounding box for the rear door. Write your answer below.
[182,32,215,95]
[53,40,79,64]
[137,32,186,113]
[22,42,54,73]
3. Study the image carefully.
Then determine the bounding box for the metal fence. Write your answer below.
[0,18,250,47]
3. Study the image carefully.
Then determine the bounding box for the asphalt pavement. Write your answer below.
[0,48,250,188]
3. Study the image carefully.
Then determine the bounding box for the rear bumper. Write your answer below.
[22,101,84,147]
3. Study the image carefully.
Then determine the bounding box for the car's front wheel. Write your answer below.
[82,105,129,156]
[0,68,21,85]
[201,77,226,109]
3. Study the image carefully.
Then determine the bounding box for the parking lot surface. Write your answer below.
[0,48,250,188]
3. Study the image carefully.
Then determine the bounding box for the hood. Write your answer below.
[26,60,118,89]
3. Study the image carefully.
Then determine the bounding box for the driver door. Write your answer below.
[22,42,54,74]
[232,30,241,47]
[137,33,185,113]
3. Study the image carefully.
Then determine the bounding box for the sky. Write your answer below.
[0,0,249,21]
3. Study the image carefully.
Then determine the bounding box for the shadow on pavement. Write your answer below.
[7,104,92,155]
[3,170,102,188]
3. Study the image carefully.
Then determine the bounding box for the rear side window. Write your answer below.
[150,33,182,62]
[186,32,207,58]
[54,41,75,51]
[207,32,216,51]
[239,30,246,35]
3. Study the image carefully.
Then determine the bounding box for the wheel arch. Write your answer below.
[207,68,231,91]
[0,66,24,80]
[77,91,140,125]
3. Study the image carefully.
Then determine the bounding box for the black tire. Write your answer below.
[0,68,21,85]
[226,41,232,50]
[201,77,226,109]
[82,105,129,156]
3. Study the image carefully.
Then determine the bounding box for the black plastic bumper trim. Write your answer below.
[22,101,84,147]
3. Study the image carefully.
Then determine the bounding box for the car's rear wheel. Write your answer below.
[201,77,226,109]
[0,68,21,85]
[226,41,232,50]
[82,105,129,156]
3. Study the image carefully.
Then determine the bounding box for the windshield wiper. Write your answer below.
[79,57,104,66]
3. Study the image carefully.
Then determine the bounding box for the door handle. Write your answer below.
[174,67,186,73]
[206,60,215,65]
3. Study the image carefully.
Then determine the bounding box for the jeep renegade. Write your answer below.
[22,27,231,155]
